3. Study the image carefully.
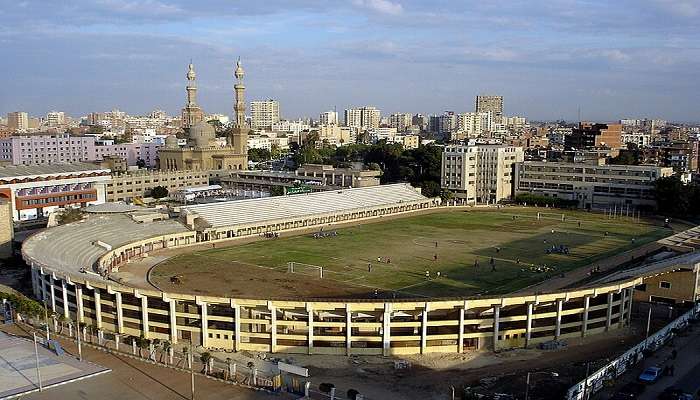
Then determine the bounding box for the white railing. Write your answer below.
[566,303,699,400]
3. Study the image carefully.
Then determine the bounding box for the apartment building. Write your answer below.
[101,169,210,202]
[441,144,524,204]
[319,111,339,126]
[250,99,280,130]
[7,112,29,131]
[514,161,673,210]
[0,134,160,167]
[475,95,503,123]
[344,107,380,131]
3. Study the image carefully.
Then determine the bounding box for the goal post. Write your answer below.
[287,262,324,279]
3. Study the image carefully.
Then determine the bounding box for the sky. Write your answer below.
[0,0,699,122]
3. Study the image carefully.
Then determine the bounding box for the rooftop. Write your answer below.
[182,183,427,229]
[0,162,109,180]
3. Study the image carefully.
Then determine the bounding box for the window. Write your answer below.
[659,281,671,289]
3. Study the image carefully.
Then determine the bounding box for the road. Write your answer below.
[601,323,700,400]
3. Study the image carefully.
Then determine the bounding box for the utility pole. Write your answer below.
[33,332,43,391]
[189,338,195,400]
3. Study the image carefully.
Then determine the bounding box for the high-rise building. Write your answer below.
[181,63,205,129]
[7,112,29,131]
[389,113,412,132]
[456,111,493,137]
[475,95,504,123]
[319,111,339,126]
[250,99,280,131]
[437,111,456,135]
[46,111,66,126]
[344,106,380,131]
[441,144,524,204]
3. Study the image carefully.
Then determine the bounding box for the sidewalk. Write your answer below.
[1,323,285,400]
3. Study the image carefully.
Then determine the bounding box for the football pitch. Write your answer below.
[150,208,672,299]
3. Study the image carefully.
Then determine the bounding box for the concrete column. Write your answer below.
[420,304,429,354]
[269,304,276,353]
[493,305,500,351]
[168,298,178,344]
[233,303,241,351]
[93,288,103,329]
[382,303,391,356]
[114,292,124,334]
[618,290,627,328]
[199,301,208,348]
[555,299,563,339]
[76,286,84,323]
[31,267,39,299]
[606,292,614,331]
[307,305,314,354]
[458,304,466,353]
[626,288,634,324]
[49,276,56,313]
[61,280,70,318]
[525,302,533,347]
[581,296,590,337]
[136,292,149,338]
[345,307,352,355]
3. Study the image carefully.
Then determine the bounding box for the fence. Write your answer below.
[565,303,700,400]
[11,312,370,400]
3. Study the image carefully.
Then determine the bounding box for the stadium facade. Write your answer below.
[21,184,657,355]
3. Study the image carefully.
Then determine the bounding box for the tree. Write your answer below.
[248,148,272,162]
[151,185,169,199]
[135,158,146,168]
[269,186,285,197]
[655,176,687,216]
[200,352,212,374]
[57,208,84,225]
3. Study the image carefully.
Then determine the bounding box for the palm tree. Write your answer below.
[200,352,212,374]
[160,340,171,364]
[225,357,232,380]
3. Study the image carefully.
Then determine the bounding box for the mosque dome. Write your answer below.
[165,135,178,149]
[189,121,215,148]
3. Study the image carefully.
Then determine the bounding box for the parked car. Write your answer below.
[658,386,694,400]
[638,366,663,383]
[611,382,646,399]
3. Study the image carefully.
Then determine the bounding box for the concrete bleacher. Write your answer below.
[181,183,428,229]
[23,213,189,274]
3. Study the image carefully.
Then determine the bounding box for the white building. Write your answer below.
[456,111,493,137]
[250,99,280,130]
[621,133,652,147]
[344,106,380,131]
[319,111,339,126]
[46,111,66,126]
[272,119,310,135]
[247,136,273,151]
[0,163,111,221]
[441,144,524,204]
[514,161,673,210]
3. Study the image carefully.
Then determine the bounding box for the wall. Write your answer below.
[30,266,638,357]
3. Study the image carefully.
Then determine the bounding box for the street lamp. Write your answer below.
[524,371,559,400]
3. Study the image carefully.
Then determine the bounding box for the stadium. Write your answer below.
[21,184,697,356]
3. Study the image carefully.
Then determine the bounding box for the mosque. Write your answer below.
[159,60,248,171]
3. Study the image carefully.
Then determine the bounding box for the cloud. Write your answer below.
[352,0,403,15]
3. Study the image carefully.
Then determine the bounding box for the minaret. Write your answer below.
[233,58,246,128]
[186,62,197,106]
[181,62,204,130]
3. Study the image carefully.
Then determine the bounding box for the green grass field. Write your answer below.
[151,208,671,299]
